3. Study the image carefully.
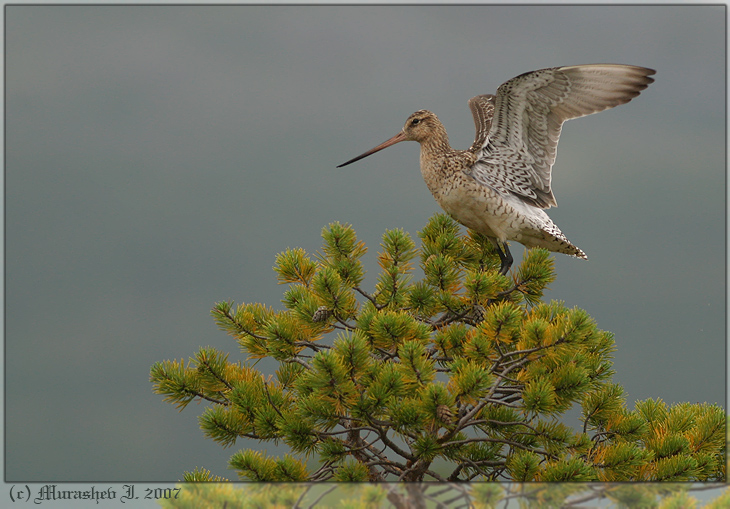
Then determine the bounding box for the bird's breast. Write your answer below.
[420,159,513,241]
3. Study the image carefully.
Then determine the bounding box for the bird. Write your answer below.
[337,64,655,275]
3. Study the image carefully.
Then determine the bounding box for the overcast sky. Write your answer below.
[5,4,725,482]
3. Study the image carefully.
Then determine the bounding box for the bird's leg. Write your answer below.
[491,240,513,276]
[499,242,513,275]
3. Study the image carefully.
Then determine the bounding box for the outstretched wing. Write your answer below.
[468,64,655,208]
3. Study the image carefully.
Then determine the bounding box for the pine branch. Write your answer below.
[303,485,338,509]
[198,357,234,392]
[217,305,268,341]
[294,340,331,353]
[309,461,337,481]
[314,425,380,437]
[292,484,314,509]
[443,435,554,459]
[373,428,417,462]
[261,380,284,419]
[288,357,312,370]
[454,354,533,429]
[365,458,406,477]
[354,286,381,308]
[191,391,230,406]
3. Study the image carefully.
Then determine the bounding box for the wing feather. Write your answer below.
[468,64,655,208]
[467,94,495,153]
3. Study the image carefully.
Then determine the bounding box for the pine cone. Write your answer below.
[312,306,332,322]
[471,304,486,323]
[437,404,454,423]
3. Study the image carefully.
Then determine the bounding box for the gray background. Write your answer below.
[5,5,725,482]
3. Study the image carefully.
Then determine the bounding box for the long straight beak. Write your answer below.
[337,131,408,167]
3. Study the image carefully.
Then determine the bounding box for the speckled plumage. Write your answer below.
[338,64,655,273]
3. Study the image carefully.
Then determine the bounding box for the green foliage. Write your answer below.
[151,214,726,484]
[157,479,730,509]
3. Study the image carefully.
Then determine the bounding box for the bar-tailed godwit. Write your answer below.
[338,64,655,274]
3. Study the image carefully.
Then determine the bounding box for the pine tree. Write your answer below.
[151,214,725,485]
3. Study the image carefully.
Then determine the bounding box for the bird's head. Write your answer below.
[401,110,441,143]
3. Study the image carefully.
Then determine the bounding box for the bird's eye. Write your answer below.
[411,118,421,126]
